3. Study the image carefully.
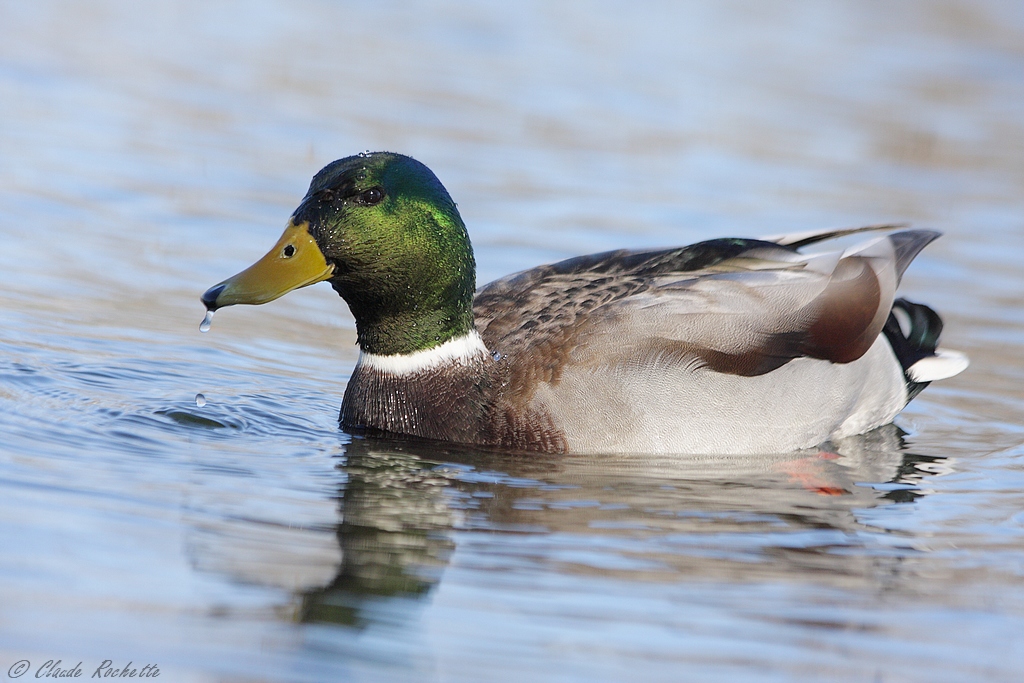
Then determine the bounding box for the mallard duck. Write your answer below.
[201,152,967,454]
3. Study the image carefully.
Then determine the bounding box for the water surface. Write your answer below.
[2,1,1023,681]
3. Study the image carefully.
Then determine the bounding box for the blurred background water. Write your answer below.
[1,1,1023,681]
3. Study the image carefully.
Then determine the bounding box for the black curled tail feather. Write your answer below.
[882,298,943,402]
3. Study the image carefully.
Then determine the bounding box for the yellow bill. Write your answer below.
[201,221,335,311]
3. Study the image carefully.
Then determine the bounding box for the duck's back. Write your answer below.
[473,229,960,454]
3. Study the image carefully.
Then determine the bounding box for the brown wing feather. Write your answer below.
[803,256,884,363]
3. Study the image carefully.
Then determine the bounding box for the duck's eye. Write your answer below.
[282,244,296,258]
[356,187,385,206]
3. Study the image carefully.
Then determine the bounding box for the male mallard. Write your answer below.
[201,152,967,454]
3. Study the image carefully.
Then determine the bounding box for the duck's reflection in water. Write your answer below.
[297,424,953,626]
[298,447,456,626]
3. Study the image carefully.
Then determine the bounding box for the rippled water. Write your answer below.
[2,1,1024,681]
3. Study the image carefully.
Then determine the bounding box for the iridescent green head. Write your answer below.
[201,153,476,355]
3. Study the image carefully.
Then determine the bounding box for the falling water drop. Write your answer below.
[200,309,215,333]
[195,393,207,408]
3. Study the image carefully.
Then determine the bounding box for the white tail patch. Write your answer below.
[907,349,969,383]
[358,330,489,375]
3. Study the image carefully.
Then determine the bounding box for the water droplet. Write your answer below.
[195,393,207,407]
[200,310,215,333]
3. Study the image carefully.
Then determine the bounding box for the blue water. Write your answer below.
[2,1,1023,680]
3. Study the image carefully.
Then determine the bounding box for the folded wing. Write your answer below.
[477,229,941,379]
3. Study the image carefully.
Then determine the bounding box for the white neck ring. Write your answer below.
[357,330,488,375]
